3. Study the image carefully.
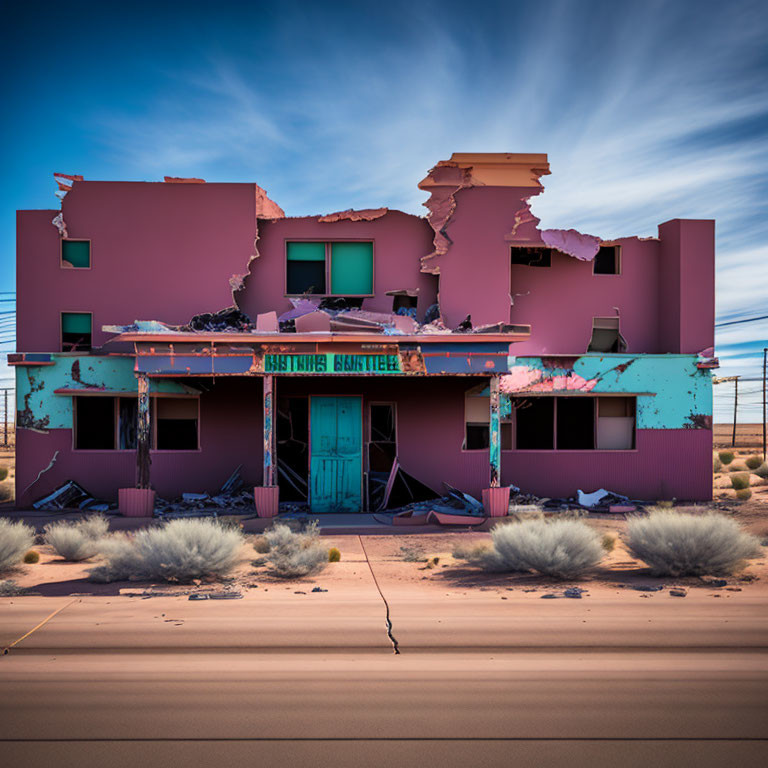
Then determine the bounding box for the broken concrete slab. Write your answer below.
[295,310,332,333]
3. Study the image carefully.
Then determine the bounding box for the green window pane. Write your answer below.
[62,312,91,334]
[287,242,326,261]
[330,242,373,295]
[62,240,91,268]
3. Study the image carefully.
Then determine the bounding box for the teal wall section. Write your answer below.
[16,355,192,431]
[504,354,712,430]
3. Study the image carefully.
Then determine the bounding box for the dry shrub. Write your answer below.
[452,542,507,571]
[736,488,752,501]
[0,519,35,573]
[328,547,341,562]
[0,484,13,503]
[399,544,426,562]
[88,519,244,583]
[713,457,722,473]
[730,473,750,491]
[729,460,749,472]
[718,451,735,465]
[23,550,40,564]
[253,535,271,554]
[264,521,328,579]
[44,514,110,562]
[0,466,8,482]
[601,534,616,553]
[488,519,603,578]
[745,455,763,470]
[754,463,768,480]
[626,510,761,577]
[0,579,29,596]
[508,504,544,521]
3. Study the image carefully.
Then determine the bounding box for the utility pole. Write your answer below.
[732,377,739,448]
[763,347,767,461]
[2,389,7,447]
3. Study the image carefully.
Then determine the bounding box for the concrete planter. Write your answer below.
[482,486,511,517]
[119,488,156,517]
[254,486,279,518]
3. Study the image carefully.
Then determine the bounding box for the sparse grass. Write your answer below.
[625,509,762,577]
[656,500,675,508]
[23,550,40,564]
[0,579,30,596]
[44,515,110,562]
[0,519,35,574]
[88,519,244,583]
[263,521,328,579]
[508,504,544,520]
[746,455,763,470]
[452,542,505,570]
[328,547,341,562]
[718,451,735,465]
[399,544,426,562]
[736,488,752,501]
[601,534,616,553]
[730,473,750,491]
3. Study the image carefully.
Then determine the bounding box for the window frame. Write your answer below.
[284,239,375,298]
[72,394,201,452]
[60,238,92,270]
[592,244,622,276]
[505,394,637,452]
[61,311,93,353]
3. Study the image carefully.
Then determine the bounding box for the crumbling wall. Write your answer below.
[236,210,437,321]
[501,354,712,429]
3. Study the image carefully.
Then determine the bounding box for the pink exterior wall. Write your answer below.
[437,187,543,329]
[17,182,258,352]
[237,211,437,320]
[658,219,715,353]
[14,378,264,507]
[509,238,661,354]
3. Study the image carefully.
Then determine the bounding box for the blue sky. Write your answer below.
[1,0,767,421]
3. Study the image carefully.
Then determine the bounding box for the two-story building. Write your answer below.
[11,154,716,512]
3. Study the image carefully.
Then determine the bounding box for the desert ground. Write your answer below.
[1,432,768,766]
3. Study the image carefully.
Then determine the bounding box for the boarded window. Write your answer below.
[511,247,551,267]
[330,242,374,295]
[515,397,554,449]
[62,240,91,269]
[62,312,92,352]
[75,396,115,449]
[286,242,326,294]
[597,396,635,449]
[593,246,619,275]
[587,317,627,353]
[156,398,198,450]
[556,397,595,450]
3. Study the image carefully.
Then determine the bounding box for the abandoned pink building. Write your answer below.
[11,154,716,513]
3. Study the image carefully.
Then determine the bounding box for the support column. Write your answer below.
[136,373,151,489]
[489,374,501,488]
[263,374,275,486]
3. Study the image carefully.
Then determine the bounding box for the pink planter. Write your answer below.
[482,486,511,517]
[119,488,156,517]
[254,486,279,518]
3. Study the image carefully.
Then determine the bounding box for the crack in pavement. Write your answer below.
[358,535,400,654]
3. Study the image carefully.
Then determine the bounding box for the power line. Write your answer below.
[715,314,768,328]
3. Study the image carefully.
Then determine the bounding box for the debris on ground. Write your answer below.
[155,466,253,518]
[631,585,664,592]
[311,586,328,592]
[669,588,687,597]
[32,480,111,512]
[564,587,587,599]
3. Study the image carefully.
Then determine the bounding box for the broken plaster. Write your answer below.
[540,228,601,261]
[317,208,388,223]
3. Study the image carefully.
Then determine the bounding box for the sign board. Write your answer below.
[263,353,401,374]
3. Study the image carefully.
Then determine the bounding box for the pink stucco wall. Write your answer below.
[17,182,258,352]
[237,211,437,320]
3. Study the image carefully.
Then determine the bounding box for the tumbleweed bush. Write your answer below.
[88,519,244,583]
[625,510,761,577]
[0,519,35,573]
[264,521,328,578]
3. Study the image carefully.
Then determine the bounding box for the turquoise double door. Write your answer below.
[310,396,363,512]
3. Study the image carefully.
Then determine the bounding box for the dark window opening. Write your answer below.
[62,240,90,269]
[511,247,551,267]
[556,397,595,450]
[156,399,198,450]
[118,397,138,449]
[501,422,513,450]
[588,317,627,353]
[387,290,419,316]
[370,404,396,443]
[276,396,309,501]
[62,312,92,352]
[75,396,115,449]
[286,259,326,295]
[515,398,554,449]
[593,246,619,275]
[465,423,490,450]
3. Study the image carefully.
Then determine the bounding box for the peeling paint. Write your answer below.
[540,228,601,261]
[317,208,388,223]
